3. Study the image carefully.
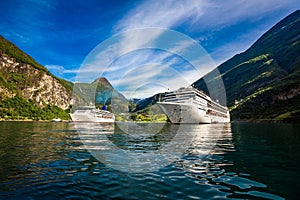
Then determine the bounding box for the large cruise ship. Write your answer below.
[70,106,115,123]
[157,86,230,124]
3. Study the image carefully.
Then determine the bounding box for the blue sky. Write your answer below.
[0,0,299,98]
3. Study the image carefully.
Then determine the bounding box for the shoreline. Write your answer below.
[0,119,71,122]
[1,119,299,124]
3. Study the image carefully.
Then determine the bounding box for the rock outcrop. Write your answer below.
[0,54,71,110]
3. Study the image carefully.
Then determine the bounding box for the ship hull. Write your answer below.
[70,113,115,123]
[157,102,229,124]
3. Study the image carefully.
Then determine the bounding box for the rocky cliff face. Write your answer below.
[0,54,71,109]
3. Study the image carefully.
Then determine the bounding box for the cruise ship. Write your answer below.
[70,106,115,123]
[157,86,230,124]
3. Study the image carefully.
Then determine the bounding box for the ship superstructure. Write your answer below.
[157,86,230,123]
[70,106,115,123]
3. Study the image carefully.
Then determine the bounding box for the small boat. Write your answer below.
[70,106,115,123]
[52,118,62,122]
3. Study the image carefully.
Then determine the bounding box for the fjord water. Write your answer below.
[0,122,299,199]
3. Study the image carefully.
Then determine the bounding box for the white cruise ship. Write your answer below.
[157,86,230,124]
[70,106,115,123]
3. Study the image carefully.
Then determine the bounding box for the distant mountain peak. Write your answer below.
[92,77,113,89]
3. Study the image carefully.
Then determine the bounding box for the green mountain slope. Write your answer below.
[0,36,73,120]
[0,36,47,72]
[0,35,73,92]
[194,10,300,122]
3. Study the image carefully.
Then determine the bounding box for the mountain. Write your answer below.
[132,93,163,112]
[0,35,73,120]
[194,10,300,122]
[2,10,299,122]
[93,77,114,105]
[0,36,118,120]
[72,77,127,113]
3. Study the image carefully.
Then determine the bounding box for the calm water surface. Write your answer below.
[0,122,299,199]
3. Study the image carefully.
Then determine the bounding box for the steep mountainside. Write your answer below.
[0,35,73,120]
[132,93,163,112]
[194,10,300,122]
[93,77,114,105]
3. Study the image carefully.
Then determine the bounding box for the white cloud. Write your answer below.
[108,58,207,99]
[46,64,101,79]
[75,27,218,98]
[119,67,204,99]
[115,0,296,32]
[113,0,298,67]
[114,0,206,32]
[75,0,298,98]
[210,25,272,65]
[111,64,167,87]
[45,65,80,82]
[45,65,78,74]
[116,70,188,99]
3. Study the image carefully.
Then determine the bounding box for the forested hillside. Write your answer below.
[0,36,72,120]
[194,10,300,122]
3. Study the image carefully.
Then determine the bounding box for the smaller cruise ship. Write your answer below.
[157,86,230,124]
[70,106,115,123]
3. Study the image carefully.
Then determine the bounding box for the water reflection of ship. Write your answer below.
[74,122,232,173]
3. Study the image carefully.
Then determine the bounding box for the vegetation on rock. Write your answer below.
[0,36,72,120]
[0,96,70,120]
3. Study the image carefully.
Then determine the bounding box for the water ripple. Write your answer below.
[0,122,294,199]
